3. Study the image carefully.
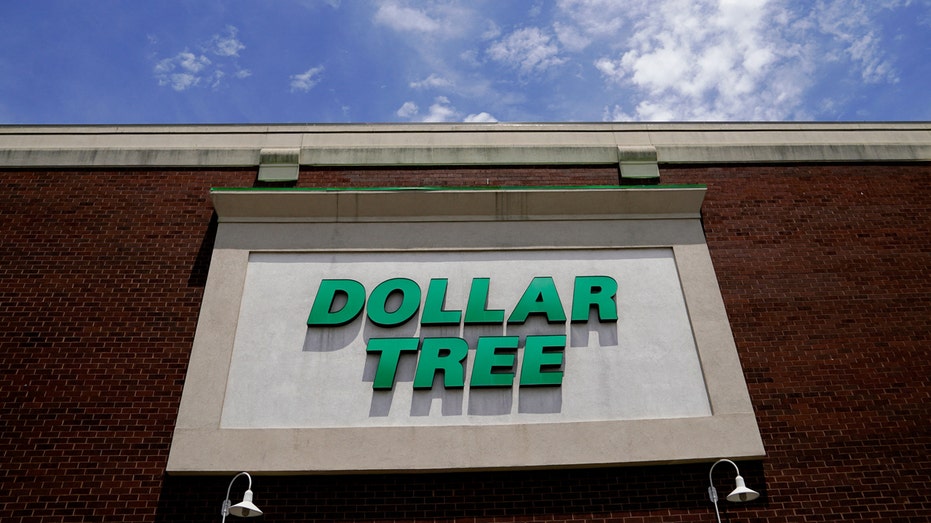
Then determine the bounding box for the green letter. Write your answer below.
[508,276,567,324]
[519,335,566,386]
[307,279,366,326]
[413,337,469,389]
[571,276,618,322]
[366,337,420,390]
[470,336,518,387]
[367,278,421,327]
[464,278,505,324]
[421,278,463,325]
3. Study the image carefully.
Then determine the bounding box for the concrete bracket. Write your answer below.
[618,146,660,184]
[257,147,300,182]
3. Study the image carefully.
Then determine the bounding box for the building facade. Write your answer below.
[1,123,929,522]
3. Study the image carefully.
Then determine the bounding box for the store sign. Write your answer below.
[168,187,765,474]
[307,275,618,389]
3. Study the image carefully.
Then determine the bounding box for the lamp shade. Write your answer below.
[726,475,760,502]
[228,489,263,517]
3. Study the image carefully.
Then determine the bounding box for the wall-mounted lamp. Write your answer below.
[221,472,263,521]
[708,459,759,523]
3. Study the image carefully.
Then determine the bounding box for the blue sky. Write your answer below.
[1,0,929,124]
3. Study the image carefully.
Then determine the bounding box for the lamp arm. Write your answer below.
[708,458,741,486]
[225,472,254,503]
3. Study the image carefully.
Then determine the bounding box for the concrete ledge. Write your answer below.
[658,143,931,163]
[0,147,260,167]
[301,145,618,166]
[260,147,300,164]
[167,413,764,474]
[0,123,927,167]
[210,187,707,223]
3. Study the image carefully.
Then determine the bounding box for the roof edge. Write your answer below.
[1,122,928,167]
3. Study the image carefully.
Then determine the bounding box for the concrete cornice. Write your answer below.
[0,122,929,167]
[209,186,707,223]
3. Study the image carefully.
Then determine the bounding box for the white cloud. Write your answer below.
[811,0,901,83]
[481,20,502,40]
[370,0,917,122]
[553,21,590,52]
[367,2,512,118]
[210,26,245,57]
[464,112,498,123]
[290,66,325,92]
[422,96,457,122]
[396,101,419,118]
[593,57,622,81]
[528,2,544,18]
[154,52,212,91]
[178,52,210,73]
[555,0,638,45]
[587,0,808,120]
[459,49,482,67]
[564,0,910,121]
[167,73,199,92]
[410,74,453,90]
[605,100,680,122]
[373,1,478,41]
[298,0,341,8]
[487,27,566,75]
[396,97,495,123]
[847,31,897,83]
[152,25,250,92]
[374,2,440,33]
[210,70,226,89]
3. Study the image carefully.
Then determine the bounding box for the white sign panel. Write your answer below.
[221,248,711,429]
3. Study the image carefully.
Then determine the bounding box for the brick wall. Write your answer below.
[293,165,620,188]
[0,169,254,522]
[661,163,931,522]
[1,164,928,522]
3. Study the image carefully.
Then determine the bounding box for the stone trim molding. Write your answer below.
[1,123,927,168]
